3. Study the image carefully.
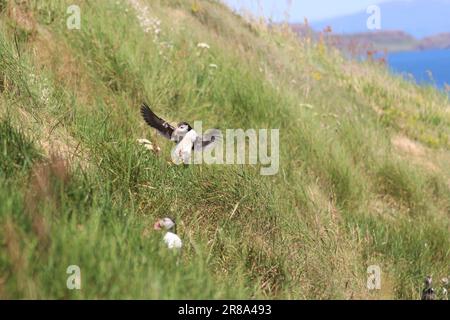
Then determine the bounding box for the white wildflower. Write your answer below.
[160,41,173,50]
[29,73,38,85]
[197,42,210,49]
[137,139,160,153]
[40,87,51,105]
[128,0,162,37]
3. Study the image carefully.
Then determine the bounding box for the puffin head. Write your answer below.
[154,217,176,232]
[424,276,433,287]
[171,122,192,142]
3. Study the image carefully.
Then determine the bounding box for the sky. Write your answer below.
[223,0,394,22]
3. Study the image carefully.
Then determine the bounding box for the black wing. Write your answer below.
[141,103,175,141]
[193,129,222,151]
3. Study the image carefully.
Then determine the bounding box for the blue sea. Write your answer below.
[387,49,450,90]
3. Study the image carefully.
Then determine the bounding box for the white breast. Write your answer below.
[163,232,183,249]
[171,130,198,164]
[185,129,199,142]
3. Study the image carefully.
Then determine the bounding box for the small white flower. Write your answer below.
[40,87,51,104]
[128,1,162,37]
[137,138,152,145]
[197,42,210,49]
[29,73,37,85]
[160,41,173,50]
[137,139,160,153]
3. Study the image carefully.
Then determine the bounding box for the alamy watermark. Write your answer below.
[170,121,280,176]
[66,265,81,290]
[67,5,81,30]
[367,5,381,30]
[367,265,381,290]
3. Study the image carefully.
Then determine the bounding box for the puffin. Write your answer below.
[140,103,220,164]
[154,217,182,250]
[441,277,448,300]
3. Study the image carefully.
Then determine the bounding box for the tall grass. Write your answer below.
[0,0,448,299]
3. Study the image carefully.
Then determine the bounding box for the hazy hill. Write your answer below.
[418,33,450,50]
[311,0,450,39]
[330,31,417,52]
[291,27,450,53]
[327,31,450,52]
[0,0,449,299]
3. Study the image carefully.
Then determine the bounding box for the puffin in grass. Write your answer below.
[154,217,182,250]
[422,276,435,300]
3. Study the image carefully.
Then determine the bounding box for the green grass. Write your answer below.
[0,0,449,299]
[0,119,42,178]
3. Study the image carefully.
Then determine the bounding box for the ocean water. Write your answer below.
[387,49,450,90]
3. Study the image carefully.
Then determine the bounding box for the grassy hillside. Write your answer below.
[0,0,449,299]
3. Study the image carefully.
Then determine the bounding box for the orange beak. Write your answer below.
[154,220,162,230]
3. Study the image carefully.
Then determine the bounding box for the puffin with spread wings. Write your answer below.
[140,103,220,164]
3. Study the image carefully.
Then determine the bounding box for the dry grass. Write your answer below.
[0,0,448,299]
[24,155,71,248]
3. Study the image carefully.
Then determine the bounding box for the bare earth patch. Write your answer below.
[392,135,425,157]
[6,1,37,33]
[13,108,90,169]
[391,134,439,172]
